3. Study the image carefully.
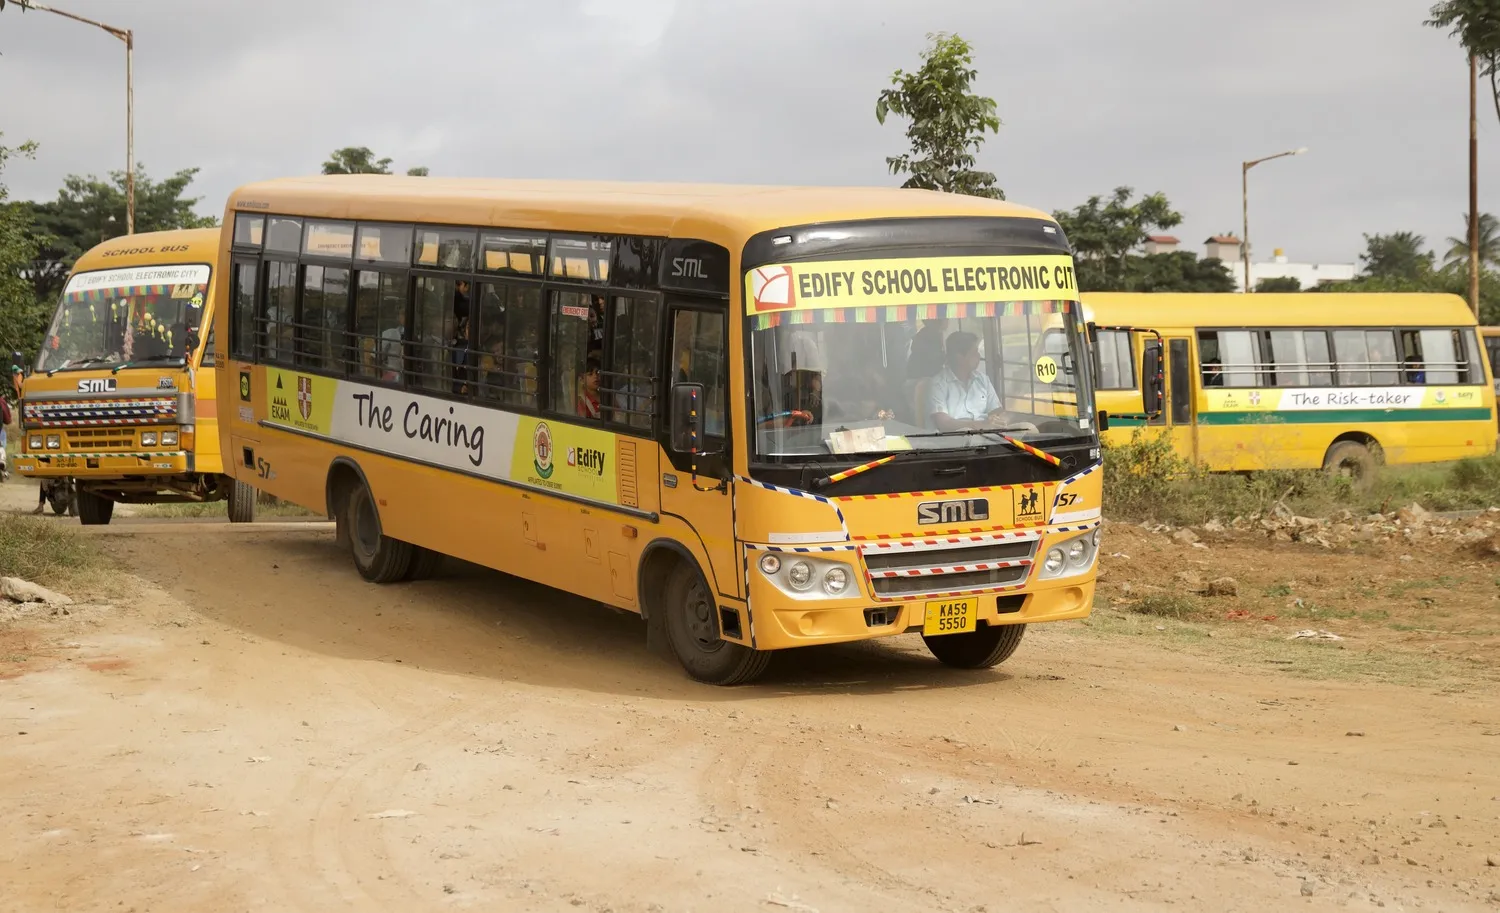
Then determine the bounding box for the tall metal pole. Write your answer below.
[1241,163,1251,293]
[125,28,135,235]
[6,2,134,233]
[1240,148,1308,294]
[1469,53,1480,317]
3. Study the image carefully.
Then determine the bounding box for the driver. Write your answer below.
[926,331,1037,433]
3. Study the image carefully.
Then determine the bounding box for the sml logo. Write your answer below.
[533,422,554,479]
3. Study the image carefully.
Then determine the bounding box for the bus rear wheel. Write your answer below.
[923,623,1026,670]
[341,481,412,583]
[75,489,113,526]
[226,478,256,524]
[1323,441,1377,485]
[662,562,770,686]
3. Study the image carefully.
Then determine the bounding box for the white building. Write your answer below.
[1228,246,1356,292]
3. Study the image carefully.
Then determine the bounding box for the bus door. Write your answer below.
[1144,336,1198,462]
[661,301,740,599]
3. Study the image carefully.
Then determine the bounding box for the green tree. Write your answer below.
[1256,276,1303,292]
[1427,1,1500,123]
[1443,211,1500,270]
[0,134,46,366]
[875,32,1003,199]
[1122,252,1236,293]
[1358,231,1435,280]
[1052,187,1183,290]
[25,166,218,306]
[322,146,428,177]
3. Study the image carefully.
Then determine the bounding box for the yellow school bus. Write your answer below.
[1083,292,1496,475]
[214,177,1104,684]
[12,228,256,523]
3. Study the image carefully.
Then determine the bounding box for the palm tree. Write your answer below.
[1444,212,1500,271]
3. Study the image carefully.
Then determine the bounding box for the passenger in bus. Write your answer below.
[450,316,472,395]
[1202,359,1223,386]
[906,317,948,379]
[379,309,406,382]
[577,354,602,419]
[927,331,1038,433]
[1404,355,1425,384]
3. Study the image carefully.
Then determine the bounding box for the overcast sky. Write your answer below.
[2,0,1495,267]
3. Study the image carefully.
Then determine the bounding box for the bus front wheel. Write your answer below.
[226,478,256,524]
[75,489,113,526]
[341,481,413,583]
[661,562,770,686]
[924,623,1026,670]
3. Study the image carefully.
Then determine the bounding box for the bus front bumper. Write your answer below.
[746,573,1096,652]
[14,451,191,478]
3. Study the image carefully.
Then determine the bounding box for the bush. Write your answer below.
[1101,429,1500,525]
[0,513,99,586]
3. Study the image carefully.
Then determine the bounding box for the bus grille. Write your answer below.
[23,397,177,426]
[861,537,1037,598]
[64,428,136,452]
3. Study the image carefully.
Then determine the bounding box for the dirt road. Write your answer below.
[2,480,1498,911]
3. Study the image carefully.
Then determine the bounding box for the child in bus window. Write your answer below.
[578,354,602,419]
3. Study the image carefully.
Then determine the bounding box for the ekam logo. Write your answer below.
[296,375,313,421]
[76,377,117,394]
[917,498,990,526]
[532,422,554,479]
[749,265,796,312]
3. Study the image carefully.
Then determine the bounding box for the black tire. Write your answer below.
[923,623,1027,670]
[75,489,114,526]
[341,481,413,583]
[661,562,770,686]
[1323,440,1377,486]
[226,478,256,524]
[404,546,444,581]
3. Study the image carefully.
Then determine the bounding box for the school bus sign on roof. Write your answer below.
[746,254,1079,315]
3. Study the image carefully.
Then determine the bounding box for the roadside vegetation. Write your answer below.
[1103,429,1500,525]
[0,513,100,586]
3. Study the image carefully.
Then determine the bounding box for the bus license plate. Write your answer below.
[923,598,977,636]
[53,456,79,469]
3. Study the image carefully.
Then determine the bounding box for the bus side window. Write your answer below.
[669,309,727,441]
[608,296,660,429]
[230,258,257,361]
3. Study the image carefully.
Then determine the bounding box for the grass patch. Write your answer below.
[0,513,102,587]
[1126,593,1206,620]
[1103,429,1500,525]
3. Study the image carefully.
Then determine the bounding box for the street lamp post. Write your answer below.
[1241,147,1307,292]
[3,0,135,234]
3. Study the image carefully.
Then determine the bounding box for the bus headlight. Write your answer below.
[757,552,858,600]
[787,561,814,591]
[160,431,179,446]
[45,434,60,449]
[1040,530,1100,580]
[140,432,158,447]
[29,435,42,449]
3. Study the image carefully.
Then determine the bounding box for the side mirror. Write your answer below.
[1142,344,1164,416]
[670,382,707,453]
[1097,409,1110,433]
[9,350,24,376]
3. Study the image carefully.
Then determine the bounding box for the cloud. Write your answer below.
[1,0,1494,264]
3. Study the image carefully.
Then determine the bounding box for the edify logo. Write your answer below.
[749,265,796,312]
[567,446,607,476]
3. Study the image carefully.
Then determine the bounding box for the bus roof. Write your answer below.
[1080,291,1479,329]
[224,176,1058,243]
[71,227,222,274]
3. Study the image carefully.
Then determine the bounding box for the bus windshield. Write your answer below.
[750,299,1094,458]
[36,264,210,373]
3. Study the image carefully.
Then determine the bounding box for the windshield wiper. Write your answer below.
[46,356,114,376]
[112,355,185,374]
[905,428,1062,468]
[809,442,988,491]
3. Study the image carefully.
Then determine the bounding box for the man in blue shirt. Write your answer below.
[926,331,1036,433]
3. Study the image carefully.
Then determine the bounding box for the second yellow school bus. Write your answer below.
[1083,292,1496,475]
[11,228,257,523]
[214,176,1107,685]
